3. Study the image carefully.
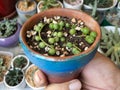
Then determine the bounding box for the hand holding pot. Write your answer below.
[33,52,120,90]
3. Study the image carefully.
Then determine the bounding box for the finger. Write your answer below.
[45,79,82,90]
[33,70,48,87]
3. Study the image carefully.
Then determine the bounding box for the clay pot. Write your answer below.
[19,8,101,83]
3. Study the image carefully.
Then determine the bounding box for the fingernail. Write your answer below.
[69,79,81,90]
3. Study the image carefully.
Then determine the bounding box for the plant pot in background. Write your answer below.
[0,19,21,47]
[63,0,83,10]
[25,64,47,90]
[16,0,37,24]
[37,0,63,13]
[82,8,105,24]
[4,68,26,89]
[11,54,30,71]
[0,0,17,20]
[83,0,118,12]
[0,51,13,89]
[19,8,101,83]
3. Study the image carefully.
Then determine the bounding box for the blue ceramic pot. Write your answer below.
[19,8,101,83]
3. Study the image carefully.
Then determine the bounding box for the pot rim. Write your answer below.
[37,0,63,13]
[63,0,84,6]
[20,8,101,60]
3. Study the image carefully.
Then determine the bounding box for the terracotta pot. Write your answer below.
[0,0,17,18]
[19,8,101,83]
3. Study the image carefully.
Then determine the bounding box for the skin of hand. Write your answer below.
[80,52,120,90]
[33,52,120,90]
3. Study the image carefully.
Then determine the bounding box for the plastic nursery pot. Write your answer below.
[0,51,13,88]
[0,23,21,47]
[3,68,26,89]
[37,0,63,13]
[11,54,30,71]
[83,0,118,12]
[19,8,101,83]
[63,0,83,10]
[25,64,47,90]
[16,0,37,24]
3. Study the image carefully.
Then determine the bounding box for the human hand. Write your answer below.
[33,52,120,90]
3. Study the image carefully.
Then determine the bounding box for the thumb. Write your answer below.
[45,79,82,90]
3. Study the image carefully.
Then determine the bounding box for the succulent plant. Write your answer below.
[40,0,61,11]
[5,68,23,86]
[26,16,97,56]
[0,18,17,38]
[100,27,120,65]
[13,56,27,69]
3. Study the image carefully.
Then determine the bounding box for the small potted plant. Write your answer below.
[4,67,26,89]
[11,54,30,71]
[83,0,105,24]
[0,18,21,47]
[20,9,101,83]
[63,0,83,10]
[83,0,118,11]
[0,51,13,88]
[16,0,37,24]
[25,64,47,89]
[37,0,63,13]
